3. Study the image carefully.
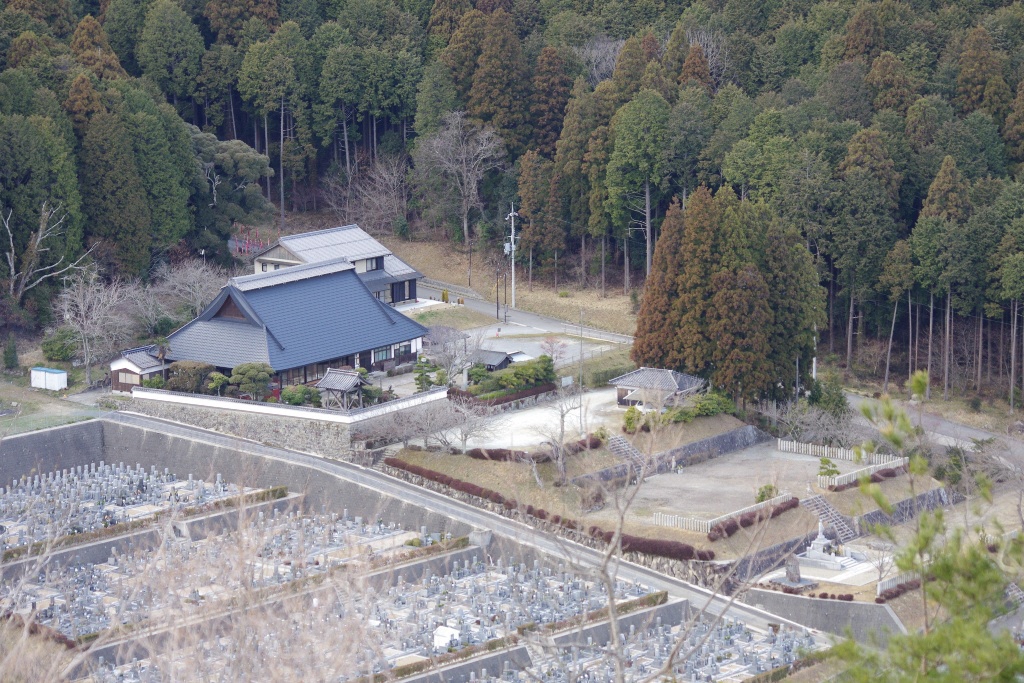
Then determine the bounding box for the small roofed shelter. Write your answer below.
[608,367,705,407]
[473,349,515,372]
[316,368,369,409]
[110,346,168,393]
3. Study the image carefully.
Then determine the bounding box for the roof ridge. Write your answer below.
[230,257,354,290]
[279,224,360,241]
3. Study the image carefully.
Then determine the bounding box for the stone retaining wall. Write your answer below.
[571,425,770,486]
[854,486,963,532]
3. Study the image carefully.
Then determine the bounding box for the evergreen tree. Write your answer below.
[317,42,363,175]
[843,5,884,61]
[838,128,901,206]
[605,88,670,278]
[198,42,242,135]
[921,155,971,224]
[204,0,278,45]
[102,0,154,74]
[3,333,17,370]
[956,26,1003,116]
[427,0,470,43]
[632,198,687,369]
[6,0,75,37]
[905,95,953,151]
[516,149,551,283]
[138,0,205,104]
[413,58,459,139]
[707,264,772,402]
[62,72,104,133]
[530,46,571,158]
[865,51,915,114]
[467,9,529,155]
[79,111,152,276]
[762,219,824,394]
[610,34,646,104]
[70,15,127,80]
[678,43,712,93]
[1006,80,1024,164]
[441,8,485,102]
[721,108,795,201]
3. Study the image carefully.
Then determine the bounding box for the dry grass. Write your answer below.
[826,476,943,518]
[395,448,621,519]
[379,236,637,335]
[0,622,75,681]
[410,304,496,330]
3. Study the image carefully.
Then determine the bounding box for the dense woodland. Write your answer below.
[3,0,1024,401]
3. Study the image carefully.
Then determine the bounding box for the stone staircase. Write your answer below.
[1006,582,1024,606]
[801,495,859,543]
[523,639,558,674]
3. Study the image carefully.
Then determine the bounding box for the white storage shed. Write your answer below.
[30,367,68,391]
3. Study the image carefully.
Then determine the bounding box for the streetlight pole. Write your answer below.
[506,204,518,309]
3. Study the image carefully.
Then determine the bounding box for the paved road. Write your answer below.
[419,283,634,345]
[105,412,811,635]
[845,392,1024,465]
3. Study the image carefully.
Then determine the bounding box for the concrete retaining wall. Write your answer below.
[740,588,905,644]
[0,420,105,481]
[855,487,963,532]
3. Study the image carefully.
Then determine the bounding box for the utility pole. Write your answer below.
[495,266,500,320]
[506,204,518,309]
[579,307,585,432]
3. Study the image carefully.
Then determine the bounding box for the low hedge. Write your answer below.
[876,578,921,603]
[386,458,714,562]
[707,497,800,542]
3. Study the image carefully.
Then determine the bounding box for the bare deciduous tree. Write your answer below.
[414,112,504,261]
[153,259,226,319]
[534,382,583,486]
[57,267,131,385]
[124,280,169,336]
[686,27,730,89]
[425,325,482,386]
[443,396,496,452]
[3,202,92,306]
[353,154,409,236]
[574,35,625,86]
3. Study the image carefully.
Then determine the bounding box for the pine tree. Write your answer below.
[70,15,127,79]
[678,44,712,93]
[530,47,571,158]
[956,26,1002,115]
[427,0,470,43]
[921,155,972,224]
[1005,80,1024,164]
[707,264,772,402]
[204,0,278,45]
[865,51,915,114]
[467,9,529,154]
[843,5,884,61]
[138,0,205,104]
[79,111,152,277]
[632,198,687,369]
[441,9,486,102]
[63,72,104,133]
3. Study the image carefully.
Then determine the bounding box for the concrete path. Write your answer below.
[845,392,1024,465]
[103,411,818,636]
[419,283,633,345]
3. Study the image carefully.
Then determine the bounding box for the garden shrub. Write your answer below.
[623,406,642,433]
[41,327,77,362]
[166,361,215,393]
[692,392,735,416]
[756,483,779,503]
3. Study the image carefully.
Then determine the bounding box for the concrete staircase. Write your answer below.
[607,435,645,468]
[523,639,558,674]
[801,495,859,543]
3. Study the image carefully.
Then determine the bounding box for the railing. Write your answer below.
[777,439,905,466]
[653,492,794,534]
[877,571,919,596]
[818,458,909,489]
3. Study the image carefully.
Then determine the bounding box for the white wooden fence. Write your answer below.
[653,492,794,534]
[818,458,909,489]
[877,571,919,596]
[777,439,905,466]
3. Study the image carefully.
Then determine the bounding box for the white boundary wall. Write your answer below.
[877,571,919,596]
[653,492,794,534]
[818,458,909,489]
[777,439,905,466]
[131,386,448,424]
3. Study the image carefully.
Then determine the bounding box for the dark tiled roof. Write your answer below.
[164,267,426,372]
[473,349,513,366]
[316,368,366,392]
[122,346,163,370]
[607,367,705,394]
